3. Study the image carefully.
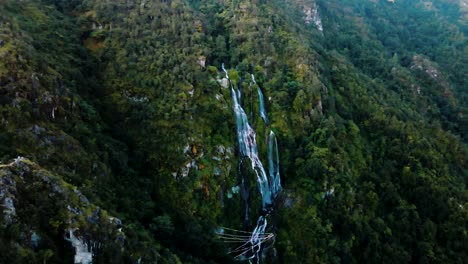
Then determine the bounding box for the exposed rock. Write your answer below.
[0,158,124,263]
[322,188,335,199]
[74,189,90,205]
[86,207,101,225]
[67,205,82,215]
[411,84,421,95]
[109,217,123,227]
[179,159,197,178]
[218,77,229,89]
[197,56,206,68]
[315,99,323,114]
[410,55,452,96]
[226,147,234,158]
[188,87,195,97]
[91,22,103,30]
[183,144,190,154]
[30,124,46,136]
[1,162,18,225]
[13,156,27,166]
[216,145,225,155]
[410,55,441,79]
[123,90,149,103]
[2,197,16,224]
[422,1,433,10]
[304,3,323,31]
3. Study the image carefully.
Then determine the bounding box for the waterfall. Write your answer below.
[65,229,93,264]
[248,216,267,257]
[221,64,282,262]
[222,64,272,209]
[251,74,268,124]
[268,131,282,199]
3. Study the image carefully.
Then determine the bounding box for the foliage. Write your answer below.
[0,0,466,263]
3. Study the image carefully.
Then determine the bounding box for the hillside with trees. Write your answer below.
[0,0,466,263]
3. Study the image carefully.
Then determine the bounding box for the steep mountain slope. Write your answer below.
[1,158,124,263]
[0,0,466,263]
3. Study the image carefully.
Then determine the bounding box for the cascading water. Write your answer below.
[222,64,272,210]
[65,229,93,264]
[251,74,268,124]
[268,131,282,199]
[220,64,282,262]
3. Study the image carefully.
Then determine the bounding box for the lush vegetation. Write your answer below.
[0,0,466,263]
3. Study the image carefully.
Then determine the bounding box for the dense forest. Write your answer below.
[0,0,466,263]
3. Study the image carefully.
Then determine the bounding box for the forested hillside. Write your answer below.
[0,0,466,263]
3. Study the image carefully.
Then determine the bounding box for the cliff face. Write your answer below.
[0,158,123,263]
[0,0,466,263]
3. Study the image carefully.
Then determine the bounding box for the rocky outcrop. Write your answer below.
[303,2,323,31]
[197,56,206,68]
[410,55,453,98]
[0,157,123,264]
[410,55,441,80]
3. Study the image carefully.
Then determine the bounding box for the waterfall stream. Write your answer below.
[268,131,282,199]
[251,74,268,124]
[221,64,282,262]
[65,229,93,264]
